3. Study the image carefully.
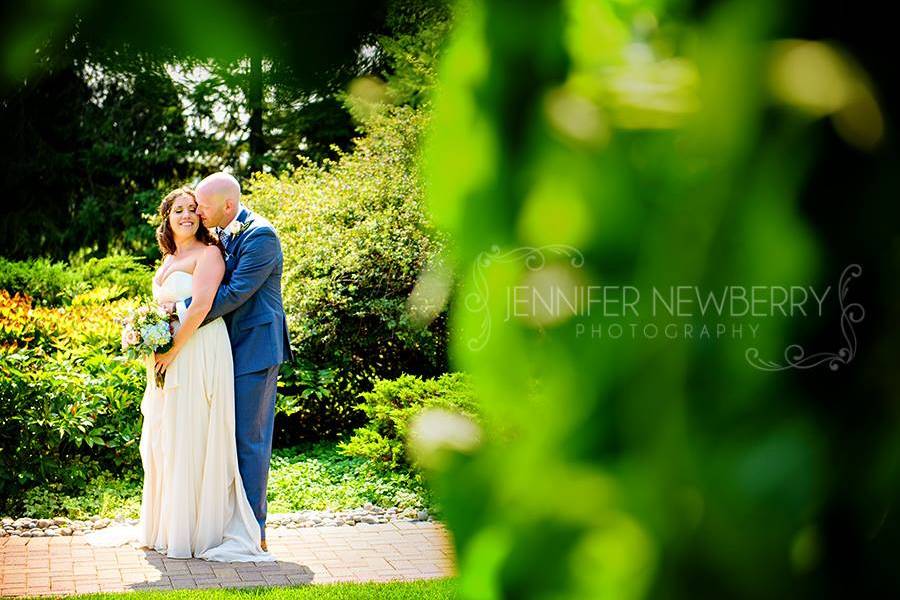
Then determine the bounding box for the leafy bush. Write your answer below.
[248,106,450,435]
[267,441,434,513]
[338,373,478,471]
[21,471,142,520]
[0,255,151,306]
[13,441,435,519]
[0,290,145,513]
[275,360,360,442]
[0,288,449,516]
[0,259,80,306]
[72,255,152,299]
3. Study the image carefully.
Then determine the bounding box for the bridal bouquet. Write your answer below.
[119,304,175,387]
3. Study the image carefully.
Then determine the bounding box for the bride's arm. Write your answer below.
[154,246,224,374]
[173,227,280,326]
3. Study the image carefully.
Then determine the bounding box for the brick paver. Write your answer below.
[0,522,456,597]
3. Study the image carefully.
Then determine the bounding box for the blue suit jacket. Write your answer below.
[186,207,293,377]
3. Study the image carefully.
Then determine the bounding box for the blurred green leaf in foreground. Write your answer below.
[415,0,890,598]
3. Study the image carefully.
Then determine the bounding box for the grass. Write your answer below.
[17,440,436,520]
[31,578,457,599]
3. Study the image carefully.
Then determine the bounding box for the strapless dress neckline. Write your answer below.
[156,270,193,287]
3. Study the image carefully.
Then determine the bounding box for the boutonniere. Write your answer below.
[222,219,253,261]
[226,219,252,238]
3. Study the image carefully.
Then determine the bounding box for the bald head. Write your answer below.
[195,172,241,229]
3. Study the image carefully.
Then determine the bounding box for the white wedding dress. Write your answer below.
[86,271,274,562]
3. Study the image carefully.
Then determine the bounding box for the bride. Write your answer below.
[87,187,273,562]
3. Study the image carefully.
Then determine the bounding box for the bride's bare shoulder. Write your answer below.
[197,244,225,269]
[201,244,223,259]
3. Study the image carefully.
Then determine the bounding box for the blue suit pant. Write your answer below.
[234,364,279,539]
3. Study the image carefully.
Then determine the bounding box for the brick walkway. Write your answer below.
[0,522,456,597]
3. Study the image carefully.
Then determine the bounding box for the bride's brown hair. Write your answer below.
[156,187,225,257]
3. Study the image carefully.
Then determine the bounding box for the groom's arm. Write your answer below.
[176,228,281,326]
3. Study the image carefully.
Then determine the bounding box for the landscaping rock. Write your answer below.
[0,502,441,536]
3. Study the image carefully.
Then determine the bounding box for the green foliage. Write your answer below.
[0,255,151,306]
[0,52,199,259]
[379,0,453,108]
[275,360,358,440]
[12,441,435,520]
[0,283,442,517]
[0,259,78,306]
[339,373,478,470]
[341,0,453,130]
[417,0,887,598]
[72,255,153,299]
[248,106,449,436]
[267,442,434,514]
[21,471,142,520]
[0,291,145,512]
[0,0,407,259]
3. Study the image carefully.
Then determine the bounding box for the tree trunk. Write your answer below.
[247,54,265,174]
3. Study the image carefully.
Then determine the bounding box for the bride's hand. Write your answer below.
[154,348,178,375]
[159,301,176,315]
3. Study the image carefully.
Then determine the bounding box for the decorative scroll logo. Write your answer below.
[745,264,864,371]
[465,245,585,351]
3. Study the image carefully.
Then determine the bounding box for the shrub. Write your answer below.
[0,259,80,306]
[248,106,450,436]
[15,441,436,519]
[0,254,151,306]
[275,360,360,442]
[21,471,142,520]
[0,290,145,513]
[267,441,434,513]
[73,255,152,299]
[338,373,478,471]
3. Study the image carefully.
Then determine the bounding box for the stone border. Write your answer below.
[1,504,434,538]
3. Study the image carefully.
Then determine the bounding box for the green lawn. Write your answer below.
[34,579,457,600]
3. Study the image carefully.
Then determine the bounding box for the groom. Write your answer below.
[172,172,292,550]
